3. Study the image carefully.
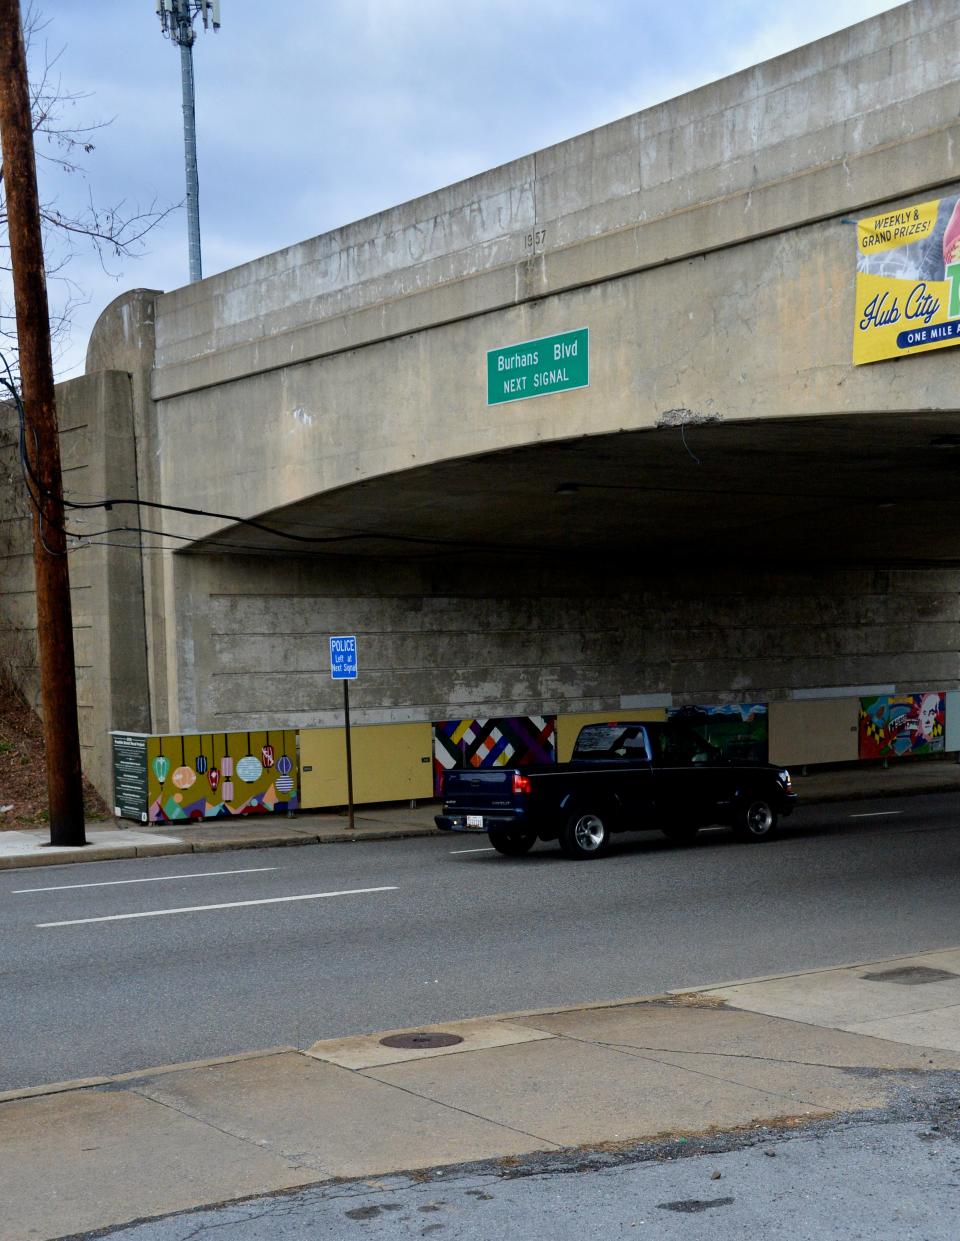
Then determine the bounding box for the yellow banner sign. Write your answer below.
[853,193,960,365]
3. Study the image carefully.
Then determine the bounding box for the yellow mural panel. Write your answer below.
[300,723,434,809]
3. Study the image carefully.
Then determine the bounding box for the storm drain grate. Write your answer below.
[860,966,960,986]
[379,1032,464,1050]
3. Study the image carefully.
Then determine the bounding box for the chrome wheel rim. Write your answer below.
[574,814,605,851]
[746,802,773,834]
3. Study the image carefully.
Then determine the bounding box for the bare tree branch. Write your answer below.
[0,4,175,381]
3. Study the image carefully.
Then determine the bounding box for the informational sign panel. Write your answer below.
[487,328,589,405]
[112,732,149,822]
[853,193,960,364]
[329,635,358,680]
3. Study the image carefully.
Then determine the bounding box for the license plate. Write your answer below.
[466,815,484,828]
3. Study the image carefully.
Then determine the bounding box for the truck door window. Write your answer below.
[661,727,717,764]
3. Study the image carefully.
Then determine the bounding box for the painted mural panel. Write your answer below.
[433,716,556,795]
[667,704,769,762]
[859,693,945,759]
[147,730,299,823]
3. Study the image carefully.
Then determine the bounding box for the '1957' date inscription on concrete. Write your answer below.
[487,328,589,406]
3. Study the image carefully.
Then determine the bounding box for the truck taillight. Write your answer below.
[512,773,532,795]
[437,771,444,796]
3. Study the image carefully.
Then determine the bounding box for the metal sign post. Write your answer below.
[329,636,358,830]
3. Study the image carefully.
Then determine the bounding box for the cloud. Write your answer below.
[13,0,904,379]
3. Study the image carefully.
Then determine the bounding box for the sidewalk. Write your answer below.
[0,759,957,871]
[4,946,960,1241]
[0,803,441,871]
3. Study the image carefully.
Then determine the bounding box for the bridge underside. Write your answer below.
[189,413,960,567]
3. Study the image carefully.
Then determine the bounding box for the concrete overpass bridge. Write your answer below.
[4,0,960,796]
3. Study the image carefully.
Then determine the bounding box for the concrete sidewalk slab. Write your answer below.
[512,998,960,1071]
[844,1005,960,1051]
[307,1015,555,1070]
[128,1051,547,1176]
[362,1035,835,1148]
[0,1078,314,1241]
[697,947,960,1055]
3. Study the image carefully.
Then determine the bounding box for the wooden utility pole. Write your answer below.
[0,0,87,845]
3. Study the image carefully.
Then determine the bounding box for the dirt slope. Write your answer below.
[0,676,109,828]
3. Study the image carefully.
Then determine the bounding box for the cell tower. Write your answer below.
[155,1,221,283]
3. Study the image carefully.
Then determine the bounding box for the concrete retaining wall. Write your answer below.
[167,553,959,737]
[0,374,150,796]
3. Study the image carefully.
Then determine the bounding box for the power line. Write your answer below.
[6,347,544,559]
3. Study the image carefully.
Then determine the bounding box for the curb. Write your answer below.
[795,781,960,805]
[5,941,960,1104]
[0,1046,297,1106]
[0,826,440,871]
[0,990,683,1104]
[1,776,956,871]
[0,845,137,870]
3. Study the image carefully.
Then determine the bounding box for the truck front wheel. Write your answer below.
[489,831,537,856]
[559,810,610,860]
[732,796,778,842]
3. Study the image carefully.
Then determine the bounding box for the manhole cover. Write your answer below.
[860,966,960,986]
[379,1032,464,1050]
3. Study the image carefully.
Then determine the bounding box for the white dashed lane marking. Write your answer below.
[14,867,279,894]
[37,886,399,928]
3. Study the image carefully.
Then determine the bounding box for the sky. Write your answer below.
[14,0,905,379]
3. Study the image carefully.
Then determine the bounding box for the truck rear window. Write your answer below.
[573,724,650,760]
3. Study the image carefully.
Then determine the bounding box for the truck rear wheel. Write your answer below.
[559,810,610,860]
[489,831,537,856]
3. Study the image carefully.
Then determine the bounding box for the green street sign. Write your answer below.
[487,328,589,406]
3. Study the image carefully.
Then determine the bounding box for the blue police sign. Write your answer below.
[329,635,358,680]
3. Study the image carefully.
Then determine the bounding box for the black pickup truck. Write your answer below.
[435,720,797,859]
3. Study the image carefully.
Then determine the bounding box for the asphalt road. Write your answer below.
[3,790,960,1093]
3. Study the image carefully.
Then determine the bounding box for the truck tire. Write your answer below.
[732,796,778,842]
[489,831,537,856]
[559,810,610,860]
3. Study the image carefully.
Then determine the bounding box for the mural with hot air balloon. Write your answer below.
[111,729,298,823]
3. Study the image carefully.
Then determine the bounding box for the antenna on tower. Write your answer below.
[155,0,222,282]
